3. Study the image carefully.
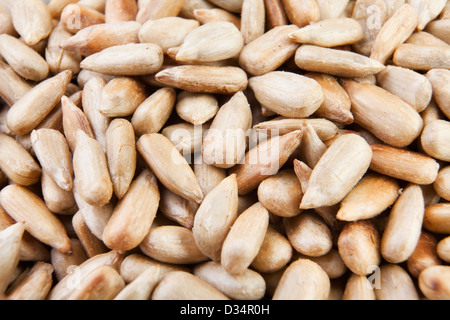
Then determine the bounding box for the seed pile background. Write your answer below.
[0,0,449,300]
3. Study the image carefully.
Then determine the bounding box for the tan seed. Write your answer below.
[60,3,106,34]
[105,0,138,23]
[423,203,450,234]
[114,264,162,300]
[192,8,241,30]
[295,249,348,280]
[393,43,450,70]
[406,30,450,47]
[62,21,141,56]
[272,258,330,300]
[0,185,71,254]
[0,223,25,295]
[48,250,124,300]
[418,265,450,300]
[99,77,147,117]
[138,17,199,53]
[241,0,265,44]
[140,225,208,265]
[67,266,125,300]
[375,264,419,300]
[192,174,238,261]
[300,133,372,209]
[437,236,450,263]
[251,224,293,273]
[425,18,450,44]
[73,130,113,207]
[232,130,303,195]
[370,4,418,64]
[381,184,425,264]
[369,144,440,185]
[194,261,266,300]
[5,261,54,300]
[407,231,441,278]
[0,60,32,107]
[342,80,423,148]
[50,238,88,281]
[137,133,204,204]
[376,65,433,113]
[337,220,381,276]
[221,202,269,275]
[289,18,364,47]
[41,171,78,215]
[420,119,450,162]
[426,69,450,119]
[131,87,176,136]
[263,0,288,28]
[80,43,163,76]
[280,0,320,28]
[337,172,400,222]
[238,25,299,76]
[155,65,248,94]
[11,0,53,46]
[158,186,198,229]
[295,45,386,78]
[434,166,450,202]
[257,169,302,218]
[175,91,219,125]
[207,0,243,13]
[342,274,376,301]
[136,0,185,24]
[72,211,109,258]
[0,34,49,82]
[249,71,324,118]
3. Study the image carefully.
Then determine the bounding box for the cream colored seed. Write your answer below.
[77,0,106,12]
[0,34,49,82]
[375,264,419,300]
[342,80,423,148]
[80,43,163,76]
[295,45,386,78]
[138,17,199,53]
[241,0,265,44]
[249,71,324,118]
[257,169,302,218]
[272,258,330,300]
[155,65,248,94]
[162,122,206,155]
[105,118,136,199]
[425,18,450,44]
[284,211,333,257]
[137,133,204,204]
[194,260,266,300]
[407,0,448,31]
[0,185,71,254]
[289,18,364,47]
[131,87,176,137]
[370,4,418,64]
[300,133,372,209]
[60,3,106,34]
[5,261,54,301]
[426,69,450,119]
[316,0,349,19]
[7,70,72,135]
[337,220,381,276]
[238,25,299,76]
[139,225,208,265]
[105,0,138,23]
[376,65,433,113]
[11,0,53,46]
[369,144,439,185]
[41,170,77,215]
[393,44,450,70]
[30,129,73,192]
[192,174,238,261]
[0,223,25,296]
[381,184,425,264]
[406,31,450,47]
[0,60,32,107]
[99,77,147,117]
[421,119,450,162]
[202,91,252,168]
[73,130,113,207]
[406,231,441,278]
[193,8,241,30]
[175,91,219,125]
[221,202,269,275]
[280,0,320,28]
[295,249,348,280]
[114,264,162,300]
[136,0,185,24]
[180,0,216,19]
[0,3,17,36]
